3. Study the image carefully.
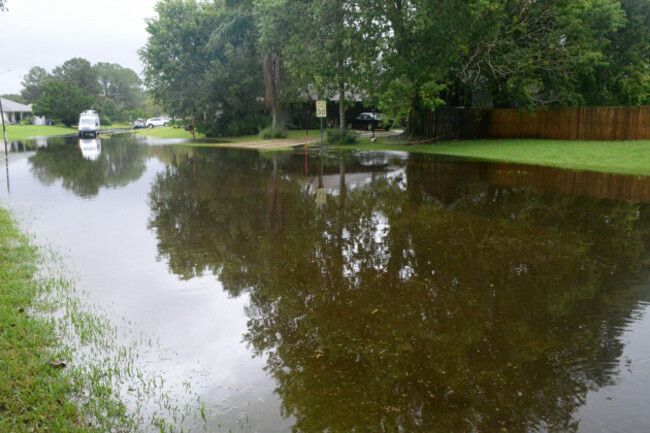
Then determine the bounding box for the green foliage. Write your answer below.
[32,81,94,127]
[1,93,25,104]
[20,66,50,104]
[20,60,145,123]
[52,58,101,97]
[140,0,264,137]
[258,124,288,139]
[143,0,648,136]
[95,62,146,122]
[325,128,358,145]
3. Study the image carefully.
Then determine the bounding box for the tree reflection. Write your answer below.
[148,149,650,433]
[28,135,149,197]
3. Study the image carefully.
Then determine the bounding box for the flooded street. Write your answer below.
[2,133,650,432]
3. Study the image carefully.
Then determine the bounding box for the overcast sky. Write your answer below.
[0,0,160,95]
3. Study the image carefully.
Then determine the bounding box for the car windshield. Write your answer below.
[80,118,95,126]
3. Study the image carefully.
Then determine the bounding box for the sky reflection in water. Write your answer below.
[2,134,650,433]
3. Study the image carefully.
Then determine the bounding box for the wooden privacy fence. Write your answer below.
[421,106,650,141]
[416,107,490,140]
[489,106,650,141]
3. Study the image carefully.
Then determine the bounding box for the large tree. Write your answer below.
[141,0,647,135]
[20,66,51,104]
[271,0,377,131]
[577,0,650,105]
[140,0,264,136]
[21,60,145,123]
[32,81,94,126]
[52,58,101,97]
[365,0,628,134]
[94,62,146,121]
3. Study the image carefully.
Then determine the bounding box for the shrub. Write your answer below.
[259,124,289,139]
[325,128,358,145]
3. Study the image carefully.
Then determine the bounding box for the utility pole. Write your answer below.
[0,96,7,157]
[0,70,11,157]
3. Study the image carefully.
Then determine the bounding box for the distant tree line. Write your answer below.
[140,0,649,137]
[20,58,148,126]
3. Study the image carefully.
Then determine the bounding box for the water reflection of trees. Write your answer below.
[148,149,650,433]
[28,136,149,197]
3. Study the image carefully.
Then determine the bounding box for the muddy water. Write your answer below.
[2,134,650,433]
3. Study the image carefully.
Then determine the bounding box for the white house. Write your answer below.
[0,97,37,124]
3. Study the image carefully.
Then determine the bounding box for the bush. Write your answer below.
[258,124,289,139]
[325,128,358,145]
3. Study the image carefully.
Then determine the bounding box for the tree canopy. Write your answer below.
[140,0,649,136]
[20,59,146,125]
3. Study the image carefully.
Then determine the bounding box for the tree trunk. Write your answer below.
[338,82,345,131]
[271,104,277,129]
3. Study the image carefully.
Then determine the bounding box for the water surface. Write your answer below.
[2,134,650,432]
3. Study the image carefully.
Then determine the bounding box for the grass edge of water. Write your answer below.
[0,206,118,432]
[0,206,205,432]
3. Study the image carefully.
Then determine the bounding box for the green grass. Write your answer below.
[349,136,650,176]
[218,128,317,143]
[103,123,133,130]
[135,126,321,147]
[134,126,206,139]
[3,125,76,140]
[0,208,94,432]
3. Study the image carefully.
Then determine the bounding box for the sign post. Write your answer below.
[316,100,326,150]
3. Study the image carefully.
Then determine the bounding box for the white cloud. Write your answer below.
[0,0,159,94]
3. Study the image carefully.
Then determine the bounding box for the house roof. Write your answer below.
[0,98,32,113]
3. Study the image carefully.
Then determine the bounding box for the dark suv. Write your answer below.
[350,112,392,131]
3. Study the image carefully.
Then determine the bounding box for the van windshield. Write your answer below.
[80,118,96,126]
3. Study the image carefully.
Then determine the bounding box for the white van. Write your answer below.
[78,110,100,138]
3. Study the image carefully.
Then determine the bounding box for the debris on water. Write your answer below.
[45,360,67,368]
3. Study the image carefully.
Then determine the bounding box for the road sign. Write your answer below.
[316,100,327,118]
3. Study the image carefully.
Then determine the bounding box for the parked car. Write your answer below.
[133,118,145,129]
[78,110,100,138]
[145,117,170,128]
[350,112,392,131]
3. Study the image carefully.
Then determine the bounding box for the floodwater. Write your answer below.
[2,133,650,433]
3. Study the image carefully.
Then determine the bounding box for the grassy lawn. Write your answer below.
[0,209,94,432]
[135,126,320,144]
[350,136,650,176]
[2,124,135,140]
[134,126,205,139]
[3,125,77,140]
[104,123,133,130]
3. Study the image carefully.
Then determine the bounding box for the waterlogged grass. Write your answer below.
[0,208,94,432]
[351,137,650,176]
[136,126,320,147]
[0,208,211,432]
[3,125,76,140]
[134,126,205,139]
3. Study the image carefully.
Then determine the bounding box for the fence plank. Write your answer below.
[419,106,650,141]
[484,106,650,141]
